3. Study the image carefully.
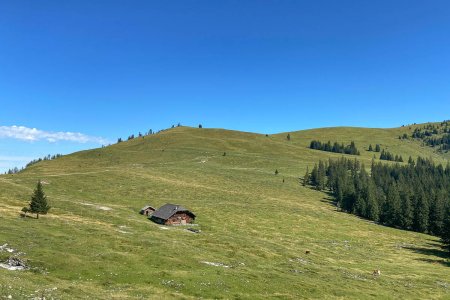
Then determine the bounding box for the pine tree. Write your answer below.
[399,189,413,229]
[441,206,450,251]
[375,144,381,152]
[429,191,446,236]
[28,180,50,219]
[353,169,367,216]
[303,167,310,186]
[385,183,401,227]
[317,161,326,190]
[365,181,380,222]
[413,190,429,233]
[275,169,279,175]
[310,164,319,188]
[368,144,373,151]
[287,134,291,141]
[380,149,385,160]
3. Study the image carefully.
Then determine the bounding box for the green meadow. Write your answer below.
[0,125,449,299]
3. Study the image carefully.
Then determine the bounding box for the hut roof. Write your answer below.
[151,203,196,220]
[140,205,155,211]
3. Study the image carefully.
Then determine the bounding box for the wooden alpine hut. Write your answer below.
[140,205,156,216]
[150,203,196,225]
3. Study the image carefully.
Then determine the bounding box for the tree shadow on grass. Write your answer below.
[19,213,37,219]
[403,244,450,267]
[316,189,337,205]
[417,258,450,267]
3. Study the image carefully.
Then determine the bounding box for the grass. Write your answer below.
[0,125,449,299]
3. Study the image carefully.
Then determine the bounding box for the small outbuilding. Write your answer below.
[150,203,196,225]
[140,205,156,216]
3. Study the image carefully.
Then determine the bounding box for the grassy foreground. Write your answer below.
[0,125,449,299]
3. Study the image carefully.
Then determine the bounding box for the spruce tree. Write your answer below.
[429,191,446,236]
[303,167,310,186]
[28,180,50,219]
[399,189,413,229]
[317,161,326,190]
[310,164,319,188]
[366,181,379,222]
[441,206,450,251]
[385,183,401,227]
[375,144,381,152]
[413,190,429,233]
[380,149,385,160]
[368,144,373,151]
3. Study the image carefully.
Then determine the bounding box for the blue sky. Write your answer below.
[1,0,450,171]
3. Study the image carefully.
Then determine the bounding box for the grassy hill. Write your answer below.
[0,124,449,299]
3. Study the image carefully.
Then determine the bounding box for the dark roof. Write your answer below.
[151,203,196,220]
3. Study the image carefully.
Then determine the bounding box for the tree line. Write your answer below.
[5,154,63,174]
[410,121,450,153]
[423,134,450,152]
[116,124,204,144]
[367,144,381,152]
[309,140,360,155]
[304,156,450,251]
[379,149,403,162]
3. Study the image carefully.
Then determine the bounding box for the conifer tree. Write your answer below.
[310,164,319,187]
[413,190,429,233]
[28,180,50,219]
[365,181,379,221]
[429,191,446,236]
[399,189,413,229]
[317,161,326,190]
[385,183,401,227]
[303,167,310,186]
[441,206,450,251]
[380,149,385,160]
[368,144,373,151]
[375,144,381,152]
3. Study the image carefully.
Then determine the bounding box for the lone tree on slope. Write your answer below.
[26,180,51,219]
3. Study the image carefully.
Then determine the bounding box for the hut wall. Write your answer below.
[143,208,155,216]
[165,212,194,225]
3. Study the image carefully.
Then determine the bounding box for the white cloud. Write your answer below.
[0,126,109,144]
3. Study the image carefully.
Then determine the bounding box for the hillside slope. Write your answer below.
[0,125,449,299]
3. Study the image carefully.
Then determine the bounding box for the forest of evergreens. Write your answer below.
[379,149,403,162]
[410,121,450,152]
[309,140,360,155]
[305,157,450,251]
